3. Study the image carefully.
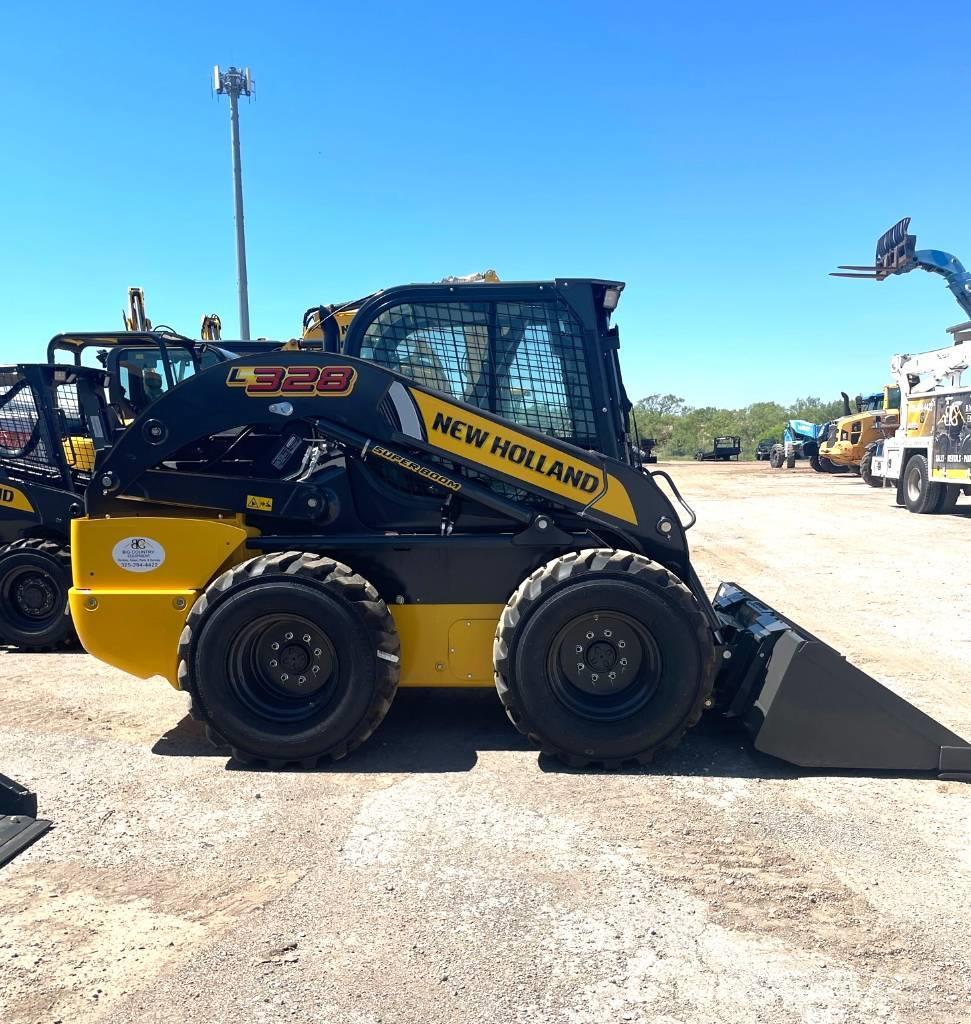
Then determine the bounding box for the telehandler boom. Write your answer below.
[66,279,971,776]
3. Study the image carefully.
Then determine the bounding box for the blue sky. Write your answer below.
[1,1,968,406]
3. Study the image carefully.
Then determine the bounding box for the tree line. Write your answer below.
[631,394,848,460]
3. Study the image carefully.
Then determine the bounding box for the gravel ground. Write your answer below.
[1,461,969,1024]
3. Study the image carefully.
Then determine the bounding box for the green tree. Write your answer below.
[632,393,846,460]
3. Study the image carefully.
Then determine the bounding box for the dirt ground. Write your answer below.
[2,462,970,1024]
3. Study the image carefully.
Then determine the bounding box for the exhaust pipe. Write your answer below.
[841,392,851,417]
[713,584,971,779]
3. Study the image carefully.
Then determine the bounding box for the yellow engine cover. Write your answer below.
[70,516,505,691]
[69,516,253,686]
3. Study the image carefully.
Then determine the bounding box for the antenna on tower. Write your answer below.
[213,65,255,339]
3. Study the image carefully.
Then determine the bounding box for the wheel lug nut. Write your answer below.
[269,659,278,668]
[271,642,280,651]
[620,658,628,666]
[312,665,320,674]
[586,631,594,640]
[313,648,322,657]
[591,673,599,682]
[575,645,583,654]
[281,673,289,682]
[303,634,311,643]
[298,676,306,685]
[618,641,626,649]
[604,629,612,638]
[608,671,616,680]
[285,632,294,641]
[577,662,585,671]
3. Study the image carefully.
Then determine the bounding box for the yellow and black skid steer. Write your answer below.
[67,279,971,777]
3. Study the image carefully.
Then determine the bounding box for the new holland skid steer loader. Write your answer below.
[65,279,971,775]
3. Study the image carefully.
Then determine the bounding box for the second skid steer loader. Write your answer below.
[66,279,971,776]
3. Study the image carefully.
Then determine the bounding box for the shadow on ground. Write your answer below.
[151,688,941,782]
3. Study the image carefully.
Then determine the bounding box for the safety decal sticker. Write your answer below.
[246,494,274,512]
[112,537,166,573]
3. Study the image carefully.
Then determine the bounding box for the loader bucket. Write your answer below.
[713,583,971,780]
[0,773,51,867]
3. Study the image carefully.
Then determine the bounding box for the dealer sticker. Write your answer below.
[112,537,166,573]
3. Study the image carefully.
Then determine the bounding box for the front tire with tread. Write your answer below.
[902,455,943,514]
[494,549,716,768]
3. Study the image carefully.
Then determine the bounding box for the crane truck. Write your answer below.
[834,218,970,513]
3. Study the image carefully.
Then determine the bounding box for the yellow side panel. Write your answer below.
[593,473,637,525]
[905,398,935,437]
[70,516,255,688]
[71,516,251,589]
[392,604,503,688]
[0,485,34,513]
[931,467,971,482]
[69,589,194,686]
[408,389,637,524]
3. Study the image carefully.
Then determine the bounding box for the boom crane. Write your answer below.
[834,219,971,513]
[833,216,971,320]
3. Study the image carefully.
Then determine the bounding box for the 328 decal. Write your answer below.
[226,365,356,397]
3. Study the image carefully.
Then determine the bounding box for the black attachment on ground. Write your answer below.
[0,773,51,867]
[713,584,971,780]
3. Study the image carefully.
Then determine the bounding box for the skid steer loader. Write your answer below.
[66,279,971,776]
[0,331,307,651]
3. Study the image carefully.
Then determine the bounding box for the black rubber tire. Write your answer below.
[494,549,716,768]
[785,452,796,469]
[177,551,400,767]
[0,538,77,651]
[902,455,943,514]
[809,454,824,473]
[769,449,783,469]
[860,452,882,488]
[936,486,960,514]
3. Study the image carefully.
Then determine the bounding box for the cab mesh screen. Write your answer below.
[361,299,598,449]
[0,374,52,475]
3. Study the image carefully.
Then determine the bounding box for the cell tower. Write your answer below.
[213,65,254,340]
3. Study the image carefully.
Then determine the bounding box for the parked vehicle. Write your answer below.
[835,218,971,512]
[695,436,741,461]
[754,438,777,461]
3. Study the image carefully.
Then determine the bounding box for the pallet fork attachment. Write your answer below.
[714,584,971,779]
[0,773,51,867]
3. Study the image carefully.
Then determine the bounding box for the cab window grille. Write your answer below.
[0,376,53,475]
[361,298,597,449]
[55,382,96,476]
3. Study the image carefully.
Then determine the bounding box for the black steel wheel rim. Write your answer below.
[0,565,61,631]
[227,613,338,722]
[547,611,662,722]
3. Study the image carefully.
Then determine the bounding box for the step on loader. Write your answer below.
[65,280,971,777]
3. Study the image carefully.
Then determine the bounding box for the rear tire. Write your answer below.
[861,452,882,488]
[494,550,716,768]
[769,449,783,469]
[0,538,76,651]
[785,452,796,469]
[936,486,960,514]
[177,551,400,766]
[902,455,943,514]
